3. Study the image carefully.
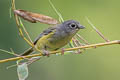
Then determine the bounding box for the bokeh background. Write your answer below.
[0,0,120,80]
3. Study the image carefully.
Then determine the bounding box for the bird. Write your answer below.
[21,20,85,56]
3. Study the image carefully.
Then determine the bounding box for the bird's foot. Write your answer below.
[61,48,65,55]
[42,50,50,57]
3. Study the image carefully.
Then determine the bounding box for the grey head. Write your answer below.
[57,20,85,35]
[34,20,85,45]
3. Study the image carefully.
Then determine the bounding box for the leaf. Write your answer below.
[14,9,58,25]
[17,62,28,80]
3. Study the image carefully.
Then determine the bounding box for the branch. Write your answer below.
[0,40,119,63]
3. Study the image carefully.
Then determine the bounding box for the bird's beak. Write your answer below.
[78,25,85,29]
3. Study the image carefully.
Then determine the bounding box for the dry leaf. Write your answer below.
[14,9,58,25]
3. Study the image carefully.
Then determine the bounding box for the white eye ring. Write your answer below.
[69,23,77,28]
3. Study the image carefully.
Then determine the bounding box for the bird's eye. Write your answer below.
[69,23,77,28]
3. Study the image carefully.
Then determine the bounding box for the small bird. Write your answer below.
[21,20,85,56]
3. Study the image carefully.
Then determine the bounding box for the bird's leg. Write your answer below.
[34,48,50,57]
[42,50,50,57]
[61,48,65,55]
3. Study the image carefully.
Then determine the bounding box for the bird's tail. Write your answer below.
[21,47,34,56]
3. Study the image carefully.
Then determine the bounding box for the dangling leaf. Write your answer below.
[17,62,28,80]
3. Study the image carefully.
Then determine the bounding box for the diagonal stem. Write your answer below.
[0,40,119,63]
[11,0,34,47]
[86,17,110,42]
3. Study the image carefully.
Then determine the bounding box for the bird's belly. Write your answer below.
[47,36,72,51]
[36,36,72,51]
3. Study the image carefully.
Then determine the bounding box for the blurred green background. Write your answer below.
[0,0,120,80]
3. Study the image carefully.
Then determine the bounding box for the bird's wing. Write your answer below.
[34,27,56,44]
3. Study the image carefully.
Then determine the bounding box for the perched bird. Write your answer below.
[21,20,85,56]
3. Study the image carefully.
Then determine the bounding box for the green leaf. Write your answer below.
[17,62,28,80]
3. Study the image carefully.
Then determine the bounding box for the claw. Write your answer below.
[94,46,97,48]
[42,50,50,57]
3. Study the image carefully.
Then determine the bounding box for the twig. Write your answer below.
[76,34,90,45]
[12,0,34,47]
[10,48,29,60]
[0,40,119,63]
[72,38,82,53]
[86,17,110,42]
[49,0,64,22]
[19,18,33,43]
